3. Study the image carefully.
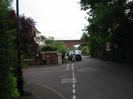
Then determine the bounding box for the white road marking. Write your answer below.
[71,63,74,71]
[61,78,77,84]
[72,77,76,81]
[61,78,73,84]
[73,84,75,88]
[73,95,76,99]
[66,63,77,99]
[66,64,70,71]
[71,63,77,99]
[72,78,77,84]
[73,89,76,94]
[72,72,75,77]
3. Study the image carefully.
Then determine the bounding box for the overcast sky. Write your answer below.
[12,0,88,40]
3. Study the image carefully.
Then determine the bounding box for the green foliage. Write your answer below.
[8,74,20,99]
[0,0,20,98]
[40,35,46,43]
[80,32,89,41]
[80,45,90,55]
[41,37,67,53]
[55,42,67,54]
[44,36,55,45]
[41,45,58,51]
[80,0,133,63]
[80,33,90,55]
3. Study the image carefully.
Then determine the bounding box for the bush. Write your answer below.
[41,45,58,51]
[8,74,20,99]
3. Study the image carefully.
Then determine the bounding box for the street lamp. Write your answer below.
[16,0,24,95]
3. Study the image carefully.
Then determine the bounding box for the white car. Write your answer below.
[74,50,82,61]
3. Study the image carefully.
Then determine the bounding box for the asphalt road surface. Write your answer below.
[23,56,133,99]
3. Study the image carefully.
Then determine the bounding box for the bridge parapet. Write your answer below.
[56,40,89,48]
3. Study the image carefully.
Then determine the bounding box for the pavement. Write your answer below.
[20,83,64,99]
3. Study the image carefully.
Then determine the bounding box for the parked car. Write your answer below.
[74,50,82,61]
[67,51,73,61]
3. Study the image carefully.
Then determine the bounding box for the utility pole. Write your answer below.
[16,0,24,96]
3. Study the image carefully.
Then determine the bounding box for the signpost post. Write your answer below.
[16,0,24,95]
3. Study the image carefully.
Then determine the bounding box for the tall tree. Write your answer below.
[80,33,90,55]
[80,0,133,63]
[10,11,38,54]
[0,0,19,98]
[20,16,38,54]
[80,32,89,41]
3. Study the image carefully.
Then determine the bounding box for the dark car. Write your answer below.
[67,51,73,61]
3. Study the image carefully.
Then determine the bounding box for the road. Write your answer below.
[23,56,133,99]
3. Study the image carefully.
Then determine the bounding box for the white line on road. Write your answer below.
[73,95,76,99]
[73,84,75,88]
[66,63,77,99]
[72,77,77,84]
[72,77,76,81]
[73,89,76,94]
[72,75,75,78]
[72,72,75,77]
[61,78,74,84]
[66,64,70,71]
[71,63,77,99]
[71,63,74,71]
